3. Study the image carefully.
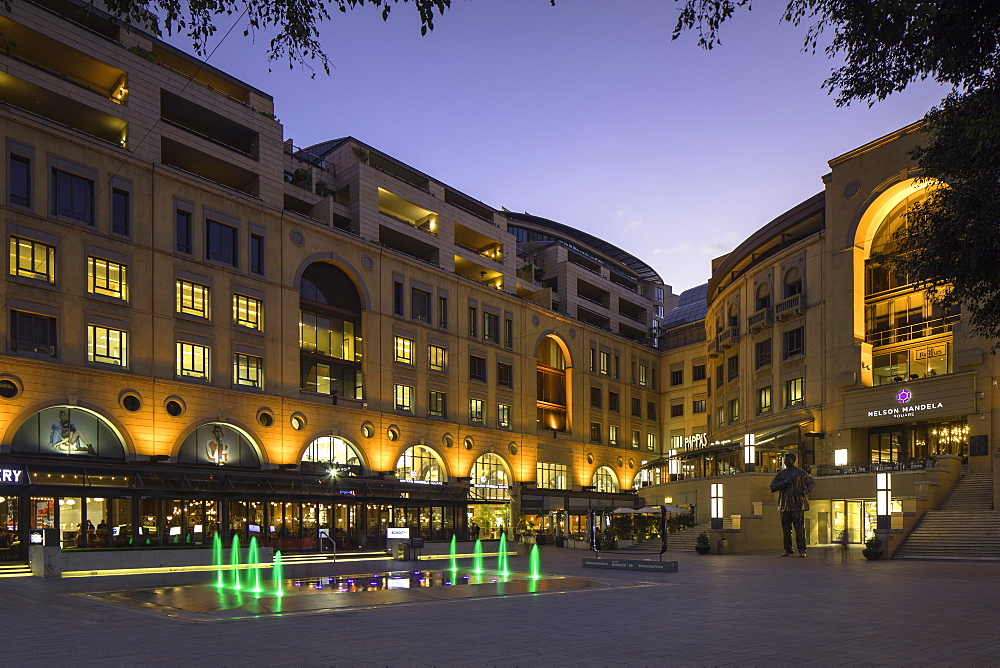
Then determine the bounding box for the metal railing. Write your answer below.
[866,314,960,347]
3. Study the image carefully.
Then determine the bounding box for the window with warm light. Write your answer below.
[87,324,127,367]
[428,344,447,372]
[497,403,511,429]
[10,236,55,283]
[176,341,210,380]
[536,462,568,490]
[233,294,262,331]
[393,384,414,413]
[393,336,414,365]
[785,377,804,407]
[395,445,444,482]
[88,257,128,301]
[177,279,210,319]
[469,398,485,423]
[592,466,619,493]
[428,390,447,418]
[233,352,263,389]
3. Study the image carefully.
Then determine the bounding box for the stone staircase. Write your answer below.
[664,523,712,552]
[893,473,1000,561]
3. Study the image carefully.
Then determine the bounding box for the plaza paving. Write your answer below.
[4,545,1000,666]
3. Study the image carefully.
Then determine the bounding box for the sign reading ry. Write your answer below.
[0,467,29,484]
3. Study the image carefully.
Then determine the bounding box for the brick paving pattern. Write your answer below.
[3,545,998,666]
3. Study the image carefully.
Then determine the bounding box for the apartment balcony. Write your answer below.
[445,188,499,227]
[618,297,647,324]
[161,137,258,196]
[576,278,610,309]
[618,321,647,342]
[774,293,805,320]
[161,90,259,159]
[369,153,430,192]
[378,225,440,266]
[609,270,640,293]
[454,256,503,290]
[717,326,740,350]
[577,306,611,331]
[378,188,438,235]
[866,314,960,348]
[747,307,773,332]
[454,222,504,264]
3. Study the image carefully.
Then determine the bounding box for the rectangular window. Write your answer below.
[468,306,478,337]
[631,361,637,384]
[783,327,805,359]
[670,369,684,386]
[206,219,238,267]
[654,305,664,318]
[429,390,447,418]
[88,257,128,301]
[394,336,414,364]
[647,401,657,421]
[729,398,740,422]
[671,435,683,450]
[786,377,804,407]
[233,294,262,330]
[497,362,513,388]
[609,425,619,446]
[590,421,602,443]
[429,345,447,372]
[614,355,620,379]
[609,391,620,413]
[175,209,193,254]
[692,399,707,414]
[670,403,684,418]
[469,398,484,423]
[412,288,431,322]
[233,352,263,389]
[176,279,210,319]
[504,318,514,348]
[176,341,210,380]
[599,351,610,375]
[536,462,569,490]
[652,366,658,390]
[393,281,404,316]
[756,338,773,369]
[250,233,265,275]
[393,384,414,413]
[111,188,130,236]
[469,355,486,382]
[692,364,707,382]
[655,287,665,302]
[631,398,641,417]
[647,433,657,452]
[9,153,31,207]
[717,406,725,428]
[757,386,772,414]
[631,430,641,449]
[590,386,603,409]
[715,364,724,389]
[9,236,55,283]
[87,324,127,367]
[483,312,500,343]
[727,355,740,381]
[52,168,93,224]
[497,403,511,428]
[590,348,597,372]
[438,296,448,328]
[10,310,56,356]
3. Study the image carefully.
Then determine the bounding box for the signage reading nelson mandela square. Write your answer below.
[842,373,975,428]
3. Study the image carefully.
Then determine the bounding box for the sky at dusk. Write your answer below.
[167,0,949,294]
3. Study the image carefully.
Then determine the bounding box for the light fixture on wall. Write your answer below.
[710,483,724,530]
[743,433,756,473]
[876,473,892,531]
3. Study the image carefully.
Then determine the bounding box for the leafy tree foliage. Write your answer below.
[98,0,454,74]
[674,1,1000,344]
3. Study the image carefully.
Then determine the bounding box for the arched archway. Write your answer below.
[395,444,446,482]
[470,452,512,499]
[299,261,364,400]
[592,466,620,493]
[176,422,263,469]
[536,335,570,432]
[299,434,366,477]
[10,405,127,460]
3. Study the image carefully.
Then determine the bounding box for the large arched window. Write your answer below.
[11,406,126,459]
[301,435,365,476]
[299,262,364,399]
[470,453,511,501]
[395,445,444,483]
[536,336,569,432]
[863,193,953,385]
[782,267,803,298]
[592,466,619,493]
[755,283,771,311]
[177,423,261,469]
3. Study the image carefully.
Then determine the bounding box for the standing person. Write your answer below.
[769,453,815,557]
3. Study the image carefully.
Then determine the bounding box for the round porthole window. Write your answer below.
[290,414,305,430]
[121,394,141,412]
[165,398,184,417]
[443,434,454,449]
[463,437,474,450]
[587,453,594,464]
[628,459,635,469]
[258,411,274,427]
[387,427,399,442]
[508,442,518,456]
[362,423,375,439]
[617,456,624,467]
[0,379,20,399]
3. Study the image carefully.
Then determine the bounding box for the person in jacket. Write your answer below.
[769,453,815,557]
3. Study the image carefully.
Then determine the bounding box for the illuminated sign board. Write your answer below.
[387,527,410,539]
[842,373,975,427]
[684,434,708,449]
[0,468,28,484]
[867,389,945,419]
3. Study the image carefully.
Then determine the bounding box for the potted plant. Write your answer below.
[862,535,884,561]
[695,532,711,554]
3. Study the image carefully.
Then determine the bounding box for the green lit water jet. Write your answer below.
[272,550,285,597]
[529,544,541,579]
[248,536,263,594]
[230,535,242,590]
[212,533,225,588]
[473,539,484,574]
[449,535,458,573]
[497,533,509,578]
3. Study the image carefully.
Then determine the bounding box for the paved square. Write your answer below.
[4,545,1000,666]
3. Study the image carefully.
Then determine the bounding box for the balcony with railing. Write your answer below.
[747,307,773,332]
[378,188,438,236]
[716,326,740,350]
[866,314,960,348]
[774,293,805,320]
[577,278,610,309]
